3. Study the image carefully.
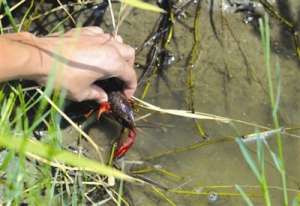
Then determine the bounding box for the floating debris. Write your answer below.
[234,1,266,24]
[208,191,219,203]
[240,128,283,143]
[194,187,204,193]
[154,164,163,169]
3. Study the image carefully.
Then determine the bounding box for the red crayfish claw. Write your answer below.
[114,129,136,159]
[97,101,111,119]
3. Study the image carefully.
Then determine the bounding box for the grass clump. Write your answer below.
[0,82,139,204]
[235,15,293,206]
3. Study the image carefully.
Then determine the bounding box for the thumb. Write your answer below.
[85,85,108,103]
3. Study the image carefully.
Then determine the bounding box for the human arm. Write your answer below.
[0,32,45,81]
[0,27,137,102]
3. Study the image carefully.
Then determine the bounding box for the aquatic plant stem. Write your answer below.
[152,186,176,206]
[143,138,232,161]
[260,15,288,206]
[171,188,257,197]
[261,175,272,206]
[141,67,158,99]
[293,32,300,59]
[186,0,207,138]
[260,17,275,206]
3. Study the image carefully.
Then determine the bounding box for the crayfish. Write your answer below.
[95,79,136,159]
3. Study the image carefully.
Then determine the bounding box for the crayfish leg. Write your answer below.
[84,109,94,118]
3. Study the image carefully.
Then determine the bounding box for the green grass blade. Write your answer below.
[117,161,125,206]
[152,186,176,206]
[256,138,264,174]
[1,0,18,31]
[235,185,254,206]
[264,141,282,171]
[259,15,288,206]
[273,60,281,118]
[236,139,260,180]
[120,0,165,13]
[293,195,300,206]
[0,134,134,182]
[18,0,34,32]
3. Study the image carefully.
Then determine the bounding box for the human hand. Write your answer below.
[32,27,137,103]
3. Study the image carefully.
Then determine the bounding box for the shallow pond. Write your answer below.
[102,1,300,205]
[10,0,300,205]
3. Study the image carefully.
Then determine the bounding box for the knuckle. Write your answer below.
[116,35,123,43]
[69,90,85,102]
[20,32,35,39]
[100,33,112,42]
[127,47,135,58]
[89,26,104,33]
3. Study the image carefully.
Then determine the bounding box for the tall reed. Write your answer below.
[236,15,289,206]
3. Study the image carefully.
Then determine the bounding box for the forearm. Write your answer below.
[0,32,45,81]
[0,27,137,102]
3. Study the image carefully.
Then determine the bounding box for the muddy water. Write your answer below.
[26,0,300,205]
[102,1,300,205]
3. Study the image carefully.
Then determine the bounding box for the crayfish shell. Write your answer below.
[108,91,135,130]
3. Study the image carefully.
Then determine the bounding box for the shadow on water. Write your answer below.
[228,0,300,65]
[275,0,299,59]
